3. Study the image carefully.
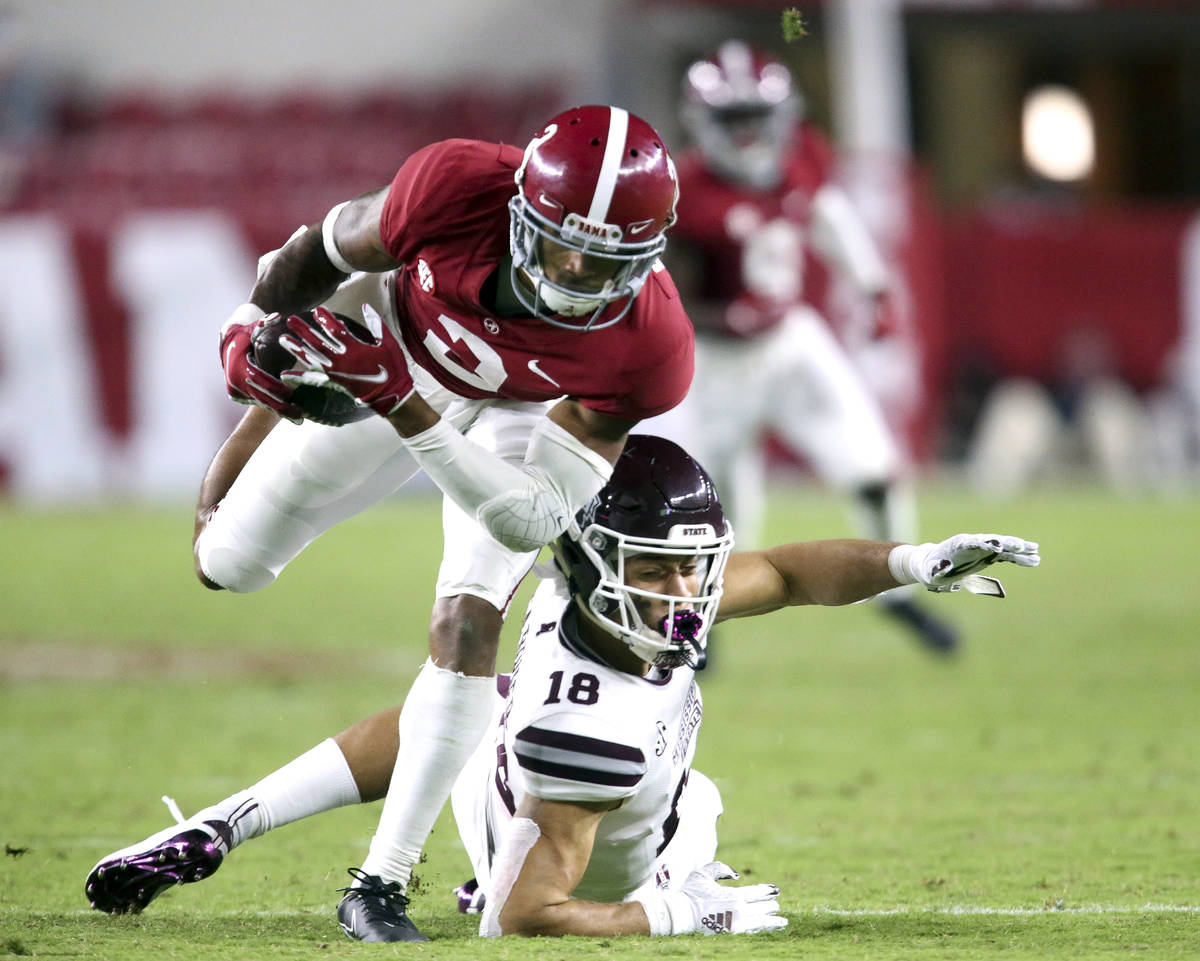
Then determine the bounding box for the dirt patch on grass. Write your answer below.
[0,640,397,682]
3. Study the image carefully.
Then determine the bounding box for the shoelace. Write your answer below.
[338,867,412,916]
[161,795,187,824]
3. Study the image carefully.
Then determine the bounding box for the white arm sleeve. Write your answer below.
[479,817,542,937]
[809,183,890,296]
[402,416,614,553]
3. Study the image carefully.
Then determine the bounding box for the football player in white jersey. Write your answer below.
[87,436,1039,939]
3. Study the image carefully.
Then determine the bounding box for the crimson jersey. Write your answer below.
[378,139,694,420]
[672,123,835,339]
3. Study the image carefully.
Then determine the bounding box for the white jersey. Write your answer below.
[452,572,704,903]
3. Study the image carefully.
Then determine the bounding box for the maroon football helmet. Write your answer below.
[509,105,679,331]
[552,435,734,669]
[681,40,800,190]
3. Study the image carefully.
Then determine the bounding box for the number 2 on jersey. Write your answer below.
[422,314,508,392]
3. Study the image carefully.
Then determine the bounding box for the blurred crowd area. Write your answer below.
[5,87,562,242]
[2,0,1200,501]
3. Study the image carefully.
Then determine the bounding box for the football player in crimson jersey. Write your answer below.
[87,436,1040,938]
[645,41,960,655]
[191,105,692,940]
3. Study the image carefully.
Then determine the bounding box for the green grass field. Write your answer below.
[2,480,1197,960]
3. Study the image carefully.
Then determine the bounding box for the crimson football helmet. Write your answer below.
[552,435,734,670]
[509,105,679,331]
[681,40,801,190]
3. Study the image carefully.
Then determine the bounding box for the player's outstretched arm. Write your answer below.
[718,533,1041,619]
[719,539,897,617]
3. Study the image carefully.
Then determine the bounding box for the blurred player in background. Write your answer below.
[87,435,1039,939]
[652,40,959,654]
[191,105,693,940]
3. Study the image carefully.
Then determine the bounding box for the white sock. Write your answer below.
[190,738,361,849]
[359,659,495,888]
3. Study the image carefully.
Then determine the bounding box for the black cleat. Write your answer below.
[337,868,429,943]
[86,820,230,914]
[881,597,961,655]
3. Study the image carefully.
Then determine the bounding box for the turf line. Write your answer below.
[40,904,1200,921]
[810,904,1200,916]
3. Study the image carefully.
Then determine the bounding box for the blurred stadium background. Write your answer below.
[3,5,1199,954]
[3,0,1200,503]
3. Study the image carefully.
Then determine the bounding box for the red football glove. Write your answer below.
[220,304,304,421]
[280,306,415,417]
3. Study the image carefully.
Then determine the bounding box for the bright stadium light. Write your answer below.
[1022,85,1096,182]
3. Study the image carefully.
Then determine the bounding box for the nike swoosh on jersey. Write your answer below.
[527,359,561,388]
[334,365,390,384]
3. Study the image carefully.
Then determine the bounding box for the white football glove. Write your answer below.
[634,861,787,936]
[889,533,1040,597]
[682,861,789,934]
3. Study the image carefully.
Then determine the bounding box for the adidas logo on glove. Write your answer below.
[700,910,734,933]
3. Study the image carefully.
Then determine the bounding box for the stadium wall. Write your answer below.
[3,2,1196,500]
[24,0,621,97]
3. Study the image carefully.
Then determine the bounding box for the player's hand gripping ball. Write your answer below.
[251,311,375,426]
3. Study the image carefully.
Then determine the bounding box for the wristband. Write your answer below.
[632,890,697,936]
[220,302,267,339]
[887,543,929,586]
[321,201,355,274]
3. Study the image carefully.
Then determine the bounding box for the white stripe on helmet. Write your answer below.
[587,106,629,224]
